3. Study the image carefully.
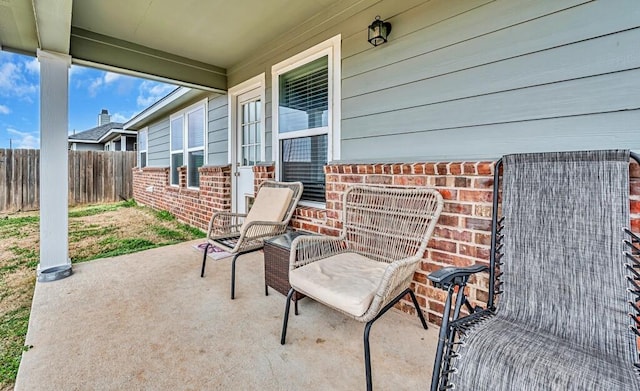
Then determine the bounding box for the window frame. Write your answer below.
[138,127,148,168]
[271,35,341,207]
[169,99,208,188]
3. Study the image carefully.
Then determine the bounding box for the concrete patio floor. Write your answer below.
[15,240,439,390]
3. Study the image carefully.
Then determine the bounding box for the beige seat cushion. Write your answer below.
[240,186,294,232]
[290,252,388,317]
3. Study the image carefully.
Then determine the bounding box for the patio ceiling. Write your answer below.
[0,0,346,90]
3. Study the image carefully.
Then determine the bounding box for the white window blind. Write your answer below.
[278,56,328,134]
[281,135,327,203]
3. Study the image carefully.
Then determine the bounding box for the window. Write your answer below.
[138,129,148,168]
[272,35,341,204]
[170,116,184,186]
[170,101,207,187]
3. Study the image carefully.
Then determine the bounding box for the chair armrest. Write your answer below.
[428,265,489,289]
[371,255,424,309]
[240,220,289,241]
[208,211,247,238]
[289,235,347,270]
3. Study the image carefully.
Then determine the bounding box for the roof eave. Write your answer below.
[124,87,214,130]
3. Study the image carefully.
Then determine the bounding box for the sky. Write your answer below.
[0,50,177,149]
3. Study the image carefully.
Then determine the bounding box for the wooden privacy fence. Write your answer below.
[0,149,137,212]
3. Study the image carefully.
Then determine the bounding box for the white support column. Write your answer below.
[37,49,72,282]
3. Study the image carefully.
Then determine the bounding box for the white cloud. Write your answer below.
[0,105,10,114]
[85,72,130,96]
[7,128,39,149]
[25,58,40,75]
[88,77,103,97]
[0,60,38,98]
[136,80,176,107]
[69,65,85,79]
[104,72,122,84]
[110,112,131,123]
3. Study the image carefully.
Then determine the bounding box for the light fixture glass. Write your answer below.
[367,16,392,47]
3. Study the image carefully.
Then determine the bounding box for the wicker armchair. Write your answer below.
[280,185,443,391]
[200,180,302,299]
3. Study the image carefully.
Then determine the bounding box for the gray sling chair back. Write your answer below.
[280,185,444,391]
[429,150,640,390]
[200,180,303,299]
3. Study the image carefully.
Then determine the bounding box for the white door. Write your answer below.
[233,88,262,214]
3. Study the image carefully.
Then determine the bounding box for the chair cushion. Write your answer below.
[289,252,388,317]
[240,187,293,232]
[450,315,640,390]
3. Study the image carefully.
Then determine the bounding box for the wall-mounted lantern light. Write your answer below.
[367,16,392,47]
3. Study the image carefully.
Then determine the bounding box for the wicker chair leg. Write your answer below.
[200,243,211,278]
[280,288,295,345]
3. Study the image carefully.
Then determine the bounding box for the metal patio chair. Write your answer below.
[429,150,640,391]
[280,185,444,391]
[200,180,303,299]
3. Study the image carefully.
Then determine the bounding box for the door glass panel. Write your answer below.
[239,99,262,167]
[248,147,255,166]
[249,102,255,122]
[249,124,255,144]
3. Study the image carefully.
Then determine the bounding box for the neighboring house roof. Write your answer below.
[69,123,136,144]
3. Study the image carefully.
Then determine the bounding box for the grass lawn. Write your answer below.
[0,200,205,390]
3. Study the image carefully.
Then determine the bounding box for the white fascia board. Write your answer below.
[68,139,100,144]
[98,129,138,143]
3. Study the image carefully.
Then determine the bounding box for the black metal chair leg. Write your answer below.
[408,289,428,329]
[294,298,299,316]
[430,285,454,391]
[200,242,211,278]
[364,321,374,391]
[281,288,295,345]
[361,288,421,391]
[265,284,269,296]
[230,253,240,300]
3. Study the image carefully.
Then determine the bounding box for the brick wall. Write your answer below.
[134,160,640,325]
[296,161,640,325]
[132,165,232,231]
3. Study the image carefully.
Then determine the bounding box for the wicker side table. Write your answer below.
[264,231,311,312]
